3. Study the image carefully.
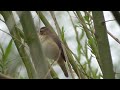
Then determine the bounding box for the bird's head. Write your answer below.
[40,27,52,35]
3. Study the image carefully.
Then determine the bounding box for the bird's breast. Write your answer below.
[40,36,60,60]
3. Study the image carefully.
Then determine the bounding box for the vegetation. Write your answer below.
[0,11,119,79]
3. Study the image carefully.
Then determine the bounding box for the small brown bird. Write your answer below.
[39,27,68,77]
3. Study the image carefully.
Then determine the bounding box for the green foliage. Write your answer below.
[61,26,65,41]
[0,11,115,79]
[0,39,13,74]
[3,39,13,62]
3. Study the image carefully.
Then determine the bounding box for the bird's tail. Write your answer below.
[58,57,68,77]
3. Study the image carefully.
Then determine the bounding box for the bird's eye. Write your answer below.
[40,29,45,35]
[40,27,47,35]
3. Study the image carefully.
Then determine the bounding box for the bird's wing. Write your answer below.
[50,34,66,62]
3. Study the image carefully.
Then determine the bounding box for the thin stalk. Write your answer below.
[0,73,13,79]
[92,11,115,79]
[0,11,37,79]
[36,11,54,32]
[76,11,103,73]
[68,11,88,78]
[36,11,61,78]
[17,11,51,79]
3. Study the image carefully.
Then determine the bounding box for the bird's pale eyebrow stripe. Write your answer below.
[40,27,47,29]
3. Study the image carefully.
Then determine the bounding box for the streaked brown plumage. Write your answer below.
[39,27,68,77]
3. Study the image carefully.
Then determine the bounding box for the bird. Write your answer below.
[39,27,68,77]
